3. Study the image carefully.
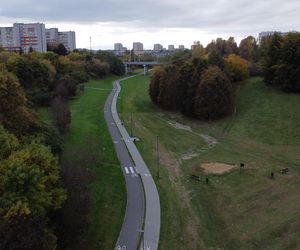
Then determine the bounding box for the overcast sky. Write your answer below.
[0,0,299,49]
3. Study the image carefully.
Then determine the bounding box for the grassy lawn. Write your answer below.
[40,76,126,250]
[118,75,300,249]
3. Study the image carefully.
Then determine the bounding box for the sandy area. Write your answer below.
[201,162,236,174]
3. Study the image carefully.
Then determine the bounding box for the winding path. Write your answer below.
[104,75,160,250]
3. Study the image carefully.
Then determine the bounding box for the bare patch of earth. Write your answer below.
[201,162,236,174]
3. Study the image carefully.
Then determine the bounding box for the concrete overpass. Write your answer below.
[123,61,164,75]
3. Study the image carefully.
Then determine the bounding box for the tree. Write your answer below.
[264,32,300,92]
[50,97,71,133]
[194,66,234,120]
[0,126,65,250]
[0,68,37,135]
[208,50,225,69]
[225,54,249,82]
[149,67,163,104]
[239,36,258,61]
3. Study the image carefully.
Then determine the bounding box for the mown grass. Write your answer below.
[119,75,300,249]
[39,76,126,250]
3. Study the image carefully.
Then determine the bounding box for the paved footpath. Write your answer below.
[105,75,160,250]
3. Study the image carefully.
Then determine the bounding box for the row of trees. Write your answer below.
[0,49,124,249]
[150,32,299,120]
[150,48,249,120]
[263,32,300,92]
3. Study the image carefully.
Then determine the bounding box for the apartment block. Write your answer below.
[0,26,20,52]
[168,45,175,51]
[0,23,76,53]
[58,31,76,51]
[153,44,163,51]
[46,28,59,44]
[133,42,144,55]
[17,23,47,53]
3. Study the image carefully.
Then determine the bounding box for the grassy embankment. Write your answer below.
[118,75,300,250]
[39,76,126,250]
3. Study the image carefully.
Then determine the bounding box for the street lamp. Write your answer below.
[157,135,160,179]
[130,112,133,138]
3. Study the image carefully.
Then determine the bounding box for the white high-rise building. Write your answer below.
[46,28,59,44]
[17,23,47,53]
[0,23,47,53]
[0,26,20,52]
[168,45,175,51]
[58,31,76,51]
[153,44,163,51]
[114,43,123,51]
[0,23,76,53]
[133,42,143,55]
[178,45,185,50]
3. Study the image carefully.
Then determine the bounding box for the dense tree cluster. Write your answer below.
[263,32,300,92]
[0,126,66,249]
[149,39,248,120]
[0,49,124,249]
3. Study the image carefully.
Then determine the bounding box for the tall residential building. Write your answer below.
[114,43,123,51]
[0,23,47,53]
[58,31,76,51]
[17,23,47,53]
[133,42,143,55]
[0,23,76,53]
[0,26,20,52]
[168,45,175,51]
[153,44,163,51]
[46,28,59,43]
[178,45,185,50]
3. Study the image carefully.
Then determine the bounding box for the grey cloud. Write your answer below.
[0,0,299,34]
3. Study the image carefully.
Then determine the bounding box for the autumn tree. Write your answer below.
[194,66,234,120]
[0,126,66,249]
[225,54,249,82]
[0,68,37,135]
[239,36,258,61]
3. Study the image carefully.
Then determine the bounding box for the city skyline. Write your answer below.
[0,0,299,50]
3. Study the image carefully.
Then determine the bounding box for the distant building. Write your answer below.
[46,28,59,43]
[133,42,144,55]
[178,45,185,50]
[0,26,20,52]
[14,23,47,53]
[153,43,163,51]
[114,43,123,51]
[0,22,76,53]
[168,45,175,51]
[114,43,126,56]
[58,31,76,51]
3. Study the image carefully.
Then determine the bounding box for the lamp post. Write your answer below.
[130,112,133,138]
[157,135,160,179]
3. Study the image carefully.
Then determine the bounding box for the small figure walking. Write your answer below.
[206,177,209,184]
[270,172,274,179]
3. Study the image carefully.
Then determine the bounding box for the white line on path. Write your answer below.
[129,167,135,174]
[124,167,129,174]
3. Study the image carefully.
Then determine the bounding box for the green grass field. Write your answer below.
[65,77,126,250]
[39,77,126,250]
[119,75,300,249]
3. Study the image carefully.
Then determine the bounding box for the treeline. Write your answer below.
[150,32,300,120]
[263,32,300,92]
[0,49,124,249]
